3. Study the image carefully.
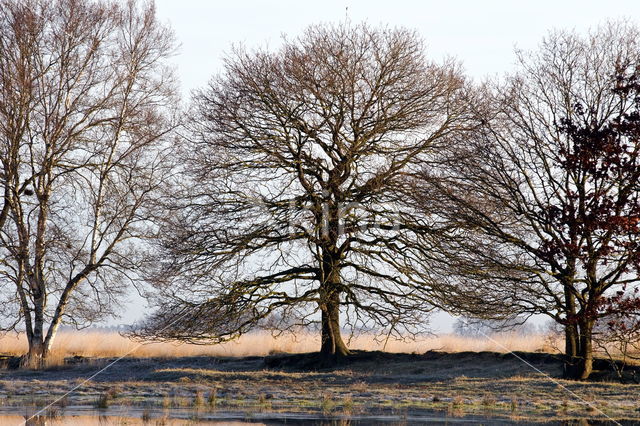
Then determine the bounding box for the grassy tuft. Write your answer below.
[94,393,109,409]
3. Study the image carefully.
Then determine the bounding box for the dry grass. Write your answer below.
[0,330,558,359]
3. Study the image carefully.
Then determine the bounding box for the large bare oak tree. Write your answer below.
[0,0,178,367]
[137,23,480,361]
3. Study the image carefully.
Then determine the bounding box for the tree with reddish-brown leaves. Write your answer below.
[412,23,640,380]
[594,287,640,382]
[550,61,640,378]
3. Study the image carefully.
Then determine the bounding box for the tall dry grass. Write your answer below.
[0,330,558,359]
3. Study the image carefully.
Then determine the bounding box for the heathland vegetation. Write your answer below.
[0,329,558,360]
[0,0,640,391]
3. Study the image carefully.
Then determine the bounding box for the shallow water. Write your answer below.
[0,407,632,425]
[2,414,251,425]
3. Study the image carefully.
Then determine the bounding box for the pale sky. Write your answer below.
[114,0,640,332]
[154,0,640,94]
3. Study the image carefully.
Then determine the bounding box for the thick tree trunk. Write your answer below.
[565,323,578,357]
[25,327,47,369]
[563,322,580,379]
[562,285,582,379]
[320,292,350,360]
[318,247,350,363]
[577,320,594,380]
[23,301,50,369]
[563,320,595,380]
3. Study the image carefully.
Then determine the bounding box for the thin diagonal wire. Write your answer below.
[19,319,624,425]
[20,313,188,425]
[467,320,621,426]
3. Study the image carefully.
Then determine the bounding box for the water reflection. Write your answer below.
[0,412,634,425]
[6,414,261,425]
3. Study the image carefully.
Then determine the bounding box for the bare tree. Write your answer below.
[0,0,178,367]
[413,22,640,380]
[136,23,481,362]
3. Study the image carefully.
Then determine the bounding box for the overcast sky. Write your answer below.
[115,0,640,331]
[153,0,640,95]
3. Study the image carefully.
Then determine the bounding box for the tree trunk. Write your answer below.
[577,319,595,380]
[23,300,49,369]
[563,320,595,380]
[320,291,350,361]
[562,285,582,379]
[563,322,580,379]
[565,323,578,357]
[318,236,350,363]
[25,327,47,369]
[25,340,45,369]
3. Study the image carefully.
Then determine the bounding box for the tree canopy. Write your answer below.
[411,23,640,379]
[0,0,178,367]
[136,22,481,360]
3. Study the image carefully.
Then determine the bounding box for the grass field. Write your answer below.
[0,349,638,424]
[3,330,639,424]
